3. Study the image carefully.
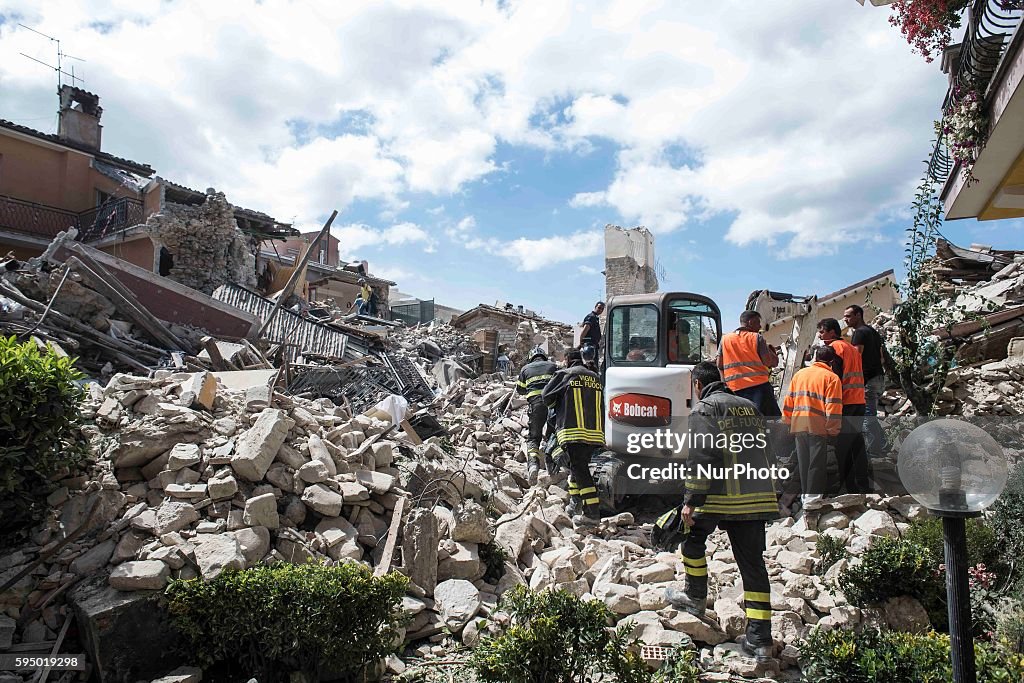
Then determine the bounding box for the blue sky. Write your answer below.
[2,0,1023,328]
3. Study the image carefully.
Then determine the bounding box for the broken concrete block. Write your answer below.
[180,371,217,411]
[167,443,201,471]
[131,500,199,536]
[434,579,481,633]
[108,560,170,591]
[193,533,245,579]
[354,470,394,494]
[207,474,238,500]
[231,526,271,565]
[403,507,439,594]
[298,459,329,483]
[70,539,117,576]
[164,483,208,500]
[243,492,279,529]
[301,483,343,517]
[231,408,294,481]
[315,517,362,561]
[0,615,14,649]
[452,501,492,544]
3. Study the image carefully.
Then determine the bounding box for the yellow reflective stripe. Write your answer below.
[787,390,841,404]
[746,608,772,620]
[525,374,552,385]
[583,497,600,505]
[705,492,778,501]
[745,591,771,603]
[696,503,779,514]
[682,556,707,567]
[573,388,584,427]
[788,405,828,416]
[526,389,545,398]
[595,390,602,432]
[685,566,708,577]
[685,479,711,491]
[721,361,763,370]
[723,370,768,380]
[577,486,597,495]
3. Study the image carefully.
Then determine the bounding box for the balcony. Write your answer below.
[928,0,1024,220]
[0,194,145,243]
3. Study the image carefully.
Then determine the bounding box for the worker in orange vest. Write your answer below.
[817,318,870,494]
[782,345,843,511]
[717,311,780,417]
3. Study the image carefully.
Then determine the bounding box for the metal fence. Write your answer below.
[0,194,144,242]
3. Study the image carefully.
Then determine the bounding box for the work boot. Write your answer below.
[566,495,580,518]
[665,587,706,618]
[738,635,774,663]
[572,512,600,529]
[527,458,540,486]
[544,453,557,475]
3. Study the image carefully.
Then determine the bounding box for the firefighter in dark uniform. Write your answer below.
[516,345,557,485]
[541,348,604,527]
[666,361,778,662]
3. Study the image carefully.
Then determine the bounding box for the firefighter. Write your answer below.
[817,318,870,494]
[580,343,598,372]
[666,361,777,662]
[516,345,557,485]
[542,348,604,527]
[781,344,843,511]
[716,311,780,417]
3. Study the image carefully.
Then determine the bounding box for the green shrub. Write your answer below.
[800,627,1024,683]
[479,540,508,583]
[652,644,699,683]
[800,627,950,683]
[0,335,87,544]
[994,598,1024,655]
[904,516,1006,577]
[836,536,938,606]
[165,562,407,682]
[469,585,651,683]
[991,465,1024,588]
[816,535,849,576]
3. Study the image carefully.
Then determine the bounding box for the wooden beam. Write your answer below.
[373,496,405,577]
[257,210,337,339]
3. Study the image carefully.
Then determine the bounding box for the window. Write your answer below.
[666,298,719,364]
[609,304,659,363]
[96,190,112,207]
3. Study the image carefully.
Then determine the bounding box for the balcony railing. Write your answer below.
[0,194,144,242]
[928,0,1023,185]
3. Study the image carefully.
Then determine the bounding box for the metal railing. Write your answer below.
[928,0,1023,184]
[0,194,145,242]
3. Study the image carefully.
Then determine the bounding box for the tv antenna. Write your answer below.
[18,24,86,89]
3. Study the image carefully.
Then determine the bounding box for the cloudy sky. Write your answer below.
[2,0,1020,325]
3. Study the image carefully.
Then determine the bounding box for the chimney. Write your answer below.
[57,85,102,151]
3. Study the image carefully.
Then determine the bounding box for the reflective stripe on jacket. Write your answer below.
[720,330,770,391]
[516,359,557,399]
[541,365,604,446]
[683,382,778,521]
[828,339,866,405]
[782,362,843,436]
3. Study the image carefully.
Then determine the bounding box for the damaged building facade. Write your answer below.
[604,224,658,300]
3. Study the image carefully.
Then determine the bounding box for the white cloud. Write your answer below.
[578,265,600,275]
[332,221,435,259]
[0,0,945,257]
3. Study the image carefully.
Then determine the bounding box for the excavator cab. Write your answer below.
[603,292,721,458]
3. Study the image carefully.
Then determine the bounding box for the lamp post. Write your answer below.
[898,419,1008,683]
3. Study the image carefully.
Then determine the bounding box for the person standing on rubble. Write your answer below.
[781,345,843,512]
[542,348,604,528]
[579,301,605,354]
[666,361,778,662]
[716,311,781,417]
[817,318,870,494]
[517,345,557,485]
[843,305,889,459]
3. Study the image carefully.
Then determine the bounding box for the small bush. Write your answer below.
[991,465,1024,586]
[904,516,1006,577]
[837,536,938,606]
[469,585,650,683]
[653,644,699,683]
[165,562,407,682]
[0,335,87,544]
[815,535,849,576]
[479,540,508,583]
[800,627,1024,683]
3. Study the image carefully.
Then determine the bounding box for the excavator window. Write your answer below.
[608,304,659,364]
[666,299,719,365]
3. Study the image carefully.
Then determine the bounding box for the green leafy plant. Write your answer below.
[479,539,508,583]
[652,644,699,683]
[990,465,1024,584]
[837,536,938,607]
[165,562,407,682]
[904,516,1006,576]
[0,335,88,544]
[800,626,1024,683]
[469,585,650,683]
[816,535,850,576]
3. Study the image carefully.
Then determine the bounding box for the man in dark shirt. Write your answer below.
[580,301,605,349]
[843,305,888,459]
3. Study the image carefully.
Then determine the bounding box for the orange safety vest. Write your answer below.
[829,338,866,405]
[783,362,843,436]
[720,330,770,391]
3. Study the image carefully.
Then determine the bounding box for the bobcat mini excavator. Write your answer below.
[592,290,818,511]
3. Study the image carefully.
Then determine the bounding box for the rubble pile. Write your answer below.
[0,360,944,681]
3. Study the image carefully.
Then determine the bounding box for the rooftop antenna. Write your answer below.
[18,24,86,89]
